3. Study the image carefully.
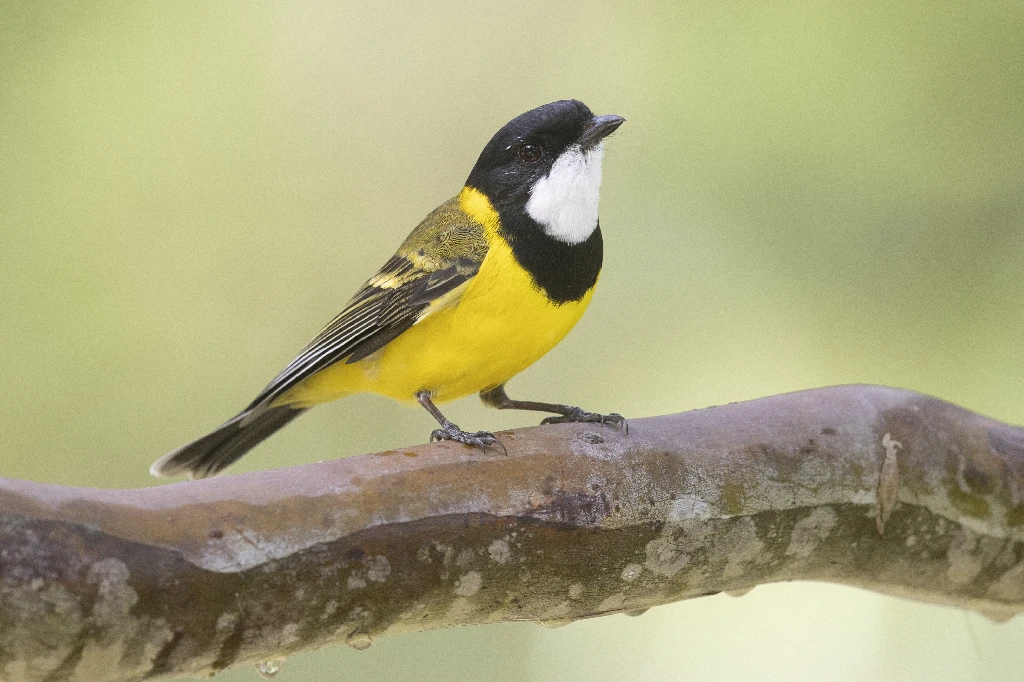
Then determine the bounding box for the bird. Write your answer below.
[151,99,625,478]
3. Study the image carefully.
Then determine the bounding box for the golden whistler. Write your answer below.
[152,100,625,478]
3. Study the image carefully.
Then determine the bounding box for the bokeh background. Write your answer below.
[3,1,1024,680]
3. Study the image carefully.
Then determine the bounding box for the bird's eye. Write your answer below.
[518,143,543,163]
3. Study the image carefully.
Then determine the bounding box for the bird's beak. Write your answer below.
[578,114,625,149]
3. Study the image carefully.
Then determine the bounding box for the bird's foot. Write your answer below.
[541,407,629,434]
[430,423,507,454]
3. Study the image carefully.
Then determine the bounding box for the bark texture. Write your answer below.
[1,385,1023,681]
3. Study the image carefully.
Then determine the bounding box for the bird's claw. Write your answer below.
[430,423,507,455]
[541,408,629,434]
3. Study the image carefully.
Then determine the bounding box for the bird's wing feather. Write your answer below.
[245,197,489,410]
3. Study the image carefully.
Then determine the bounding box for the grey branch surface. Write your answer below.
[3,385,1024,682]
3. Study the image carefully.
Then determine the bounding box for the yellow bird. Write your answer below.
[152,100,625,478]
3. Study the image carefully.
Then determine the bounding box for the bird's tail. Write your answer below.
[150,405,307,479]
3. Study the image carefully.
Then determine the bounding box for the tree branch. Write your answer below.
[2,385,1023,681]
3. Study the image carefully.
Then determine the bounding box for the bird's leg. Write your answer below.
[417,391,506,453]
[479,384,627,434]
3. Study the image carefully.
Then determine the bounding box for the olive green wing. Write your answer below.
[246,197,488,410]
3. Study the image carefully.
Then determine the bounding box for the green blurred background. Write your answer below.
[2,1,1023,680]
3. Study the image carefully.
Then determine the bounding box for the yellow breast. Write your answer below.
[286,188,595,406]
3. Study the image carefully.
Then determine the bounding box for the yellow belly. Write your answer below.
[282,190,596,407]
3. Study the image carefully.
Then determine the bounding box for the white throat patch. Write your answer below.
[525,142,604,244]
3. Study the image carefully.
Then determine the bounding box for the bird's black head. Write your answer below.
[462,100,624,304]
[465,100,624,223]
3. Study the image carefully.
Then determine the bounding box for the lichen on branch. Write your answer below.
[1,385,1023,682]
